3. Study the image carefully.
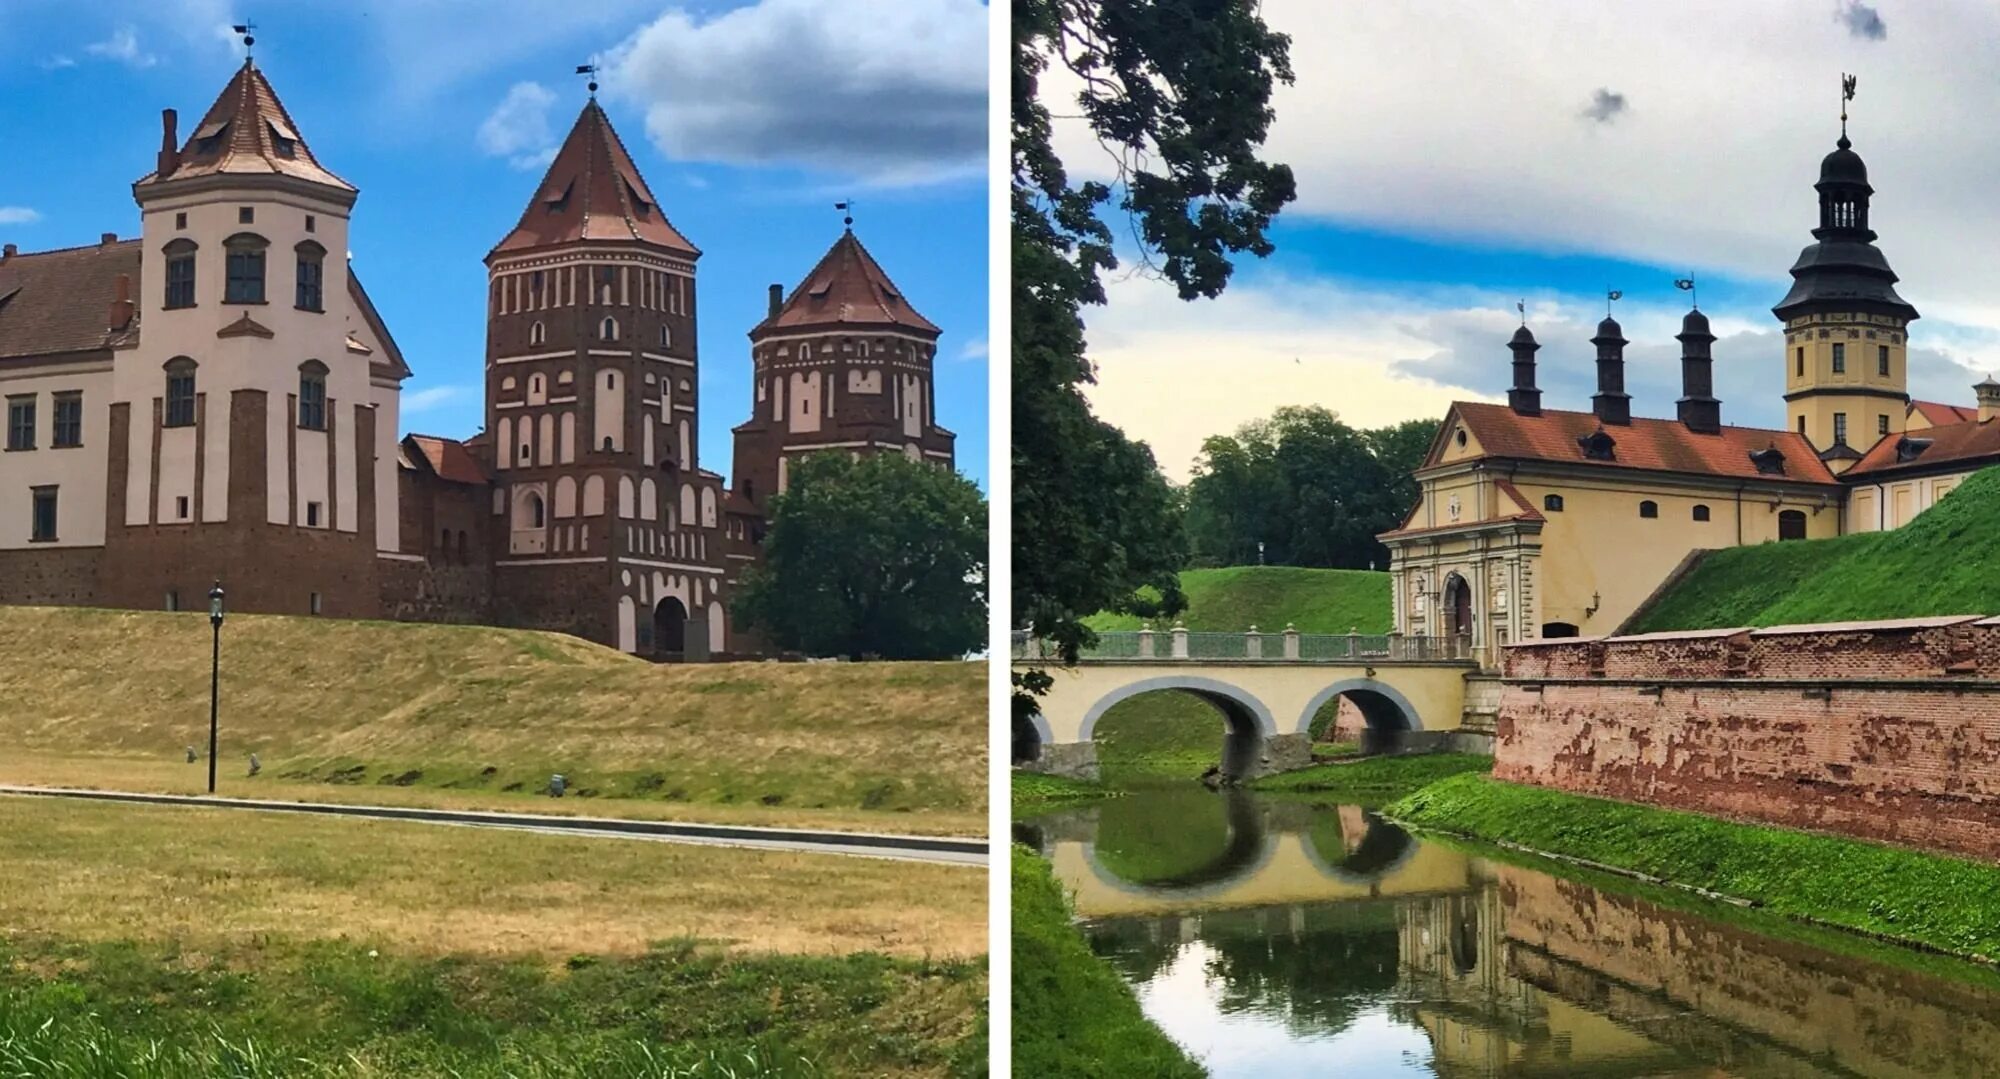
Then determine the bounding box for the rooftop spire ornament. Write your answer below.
[231,21,255,57]
[1841,72,1857,141]
[1675,276,1698,310]
[1605,288,1623,317]
[1516,298,1526,326]
[836,199,855,229]
[576,63,599,96]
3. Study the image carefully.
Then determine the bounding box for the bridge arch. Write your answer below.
[1079,792,1280,900]
[1295,679,1425,736]
[1077,675,1277,742]
[1013,712,1054,765]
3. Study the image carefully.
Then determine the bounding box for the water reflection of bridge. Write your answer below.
[1040,798,2000,1078]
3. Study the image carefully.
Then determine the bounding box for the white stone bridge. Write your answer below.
[1012,627,1482,779]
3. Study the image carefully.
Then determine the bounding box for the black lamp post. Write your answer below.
[207,581,224,795]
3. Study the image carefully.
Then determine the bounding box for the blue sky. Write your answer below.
[1066,0,2000,481]
[0,0,990,487]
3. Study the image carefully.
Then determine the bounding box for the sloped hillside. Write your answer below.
[1085,565,1393,635]
[0,607,983,820]
[1627,465,2000,632]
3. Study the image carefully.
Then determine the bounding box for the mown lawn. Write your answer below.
[1011,847,1204,1078]
[1392,773,2000,961]
[1256,753,1492,804]
[1082,566,1391,635]
[1628,463,2000,631]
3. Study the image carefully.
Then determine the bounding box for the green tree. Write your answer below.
[1185,407,1440,570]
[733,453,986,660]
[1013,0,1296,692]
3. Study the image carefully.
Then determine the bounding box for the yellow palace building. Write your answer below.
[1383,121,2000,659]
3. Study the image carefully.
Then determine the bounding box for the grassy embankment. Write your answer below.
[1628,463,2000,631]
[1255,753,1492,804]
[1011,847,1204,1078]
[1393,774,2000,963]
[0,606,983,835]
[0,797,985,1077]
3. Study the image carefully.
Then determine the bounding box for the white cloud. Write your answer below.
[957,336,988,362]
[84,25,156,68]
[40,55,76,70]
[600,0,987,186]
[477,81,561,170]
[0,207,42,225]
[402,386,464,413]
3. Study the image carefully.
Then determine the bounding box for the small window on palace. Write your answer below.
[306,501,322,528]
[295,241,325,311]
[1638,500,1659,519]
[1543,494,1563,512]
[164,238,198,309]
[600,316,619,341]
[174,212,187,229]
[223,233,268,303]
[1779,508,1807,541]
[298,361,327,430]
[1692,504,1711,522]
[238,206,254,224]
[175,495,189,520]
[29,486,56,542]
[166,591,180,612]
[1879,414,1891,437]
[1832,342,1846,373]
[305,214,316,233]
[1833,412,1848,446]
[659,324,671,348]
[530,321,545,346]
[6,396,34,451]
[1454,428,1467,447]
[1797,416,1807,435]
[310,592,323,616]
[52,393,81,447]
[1796,346,1804,377]
[1878,344,1890,376]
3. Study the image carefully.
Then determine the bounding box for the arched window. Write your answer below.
[223,233,268,303]
[1692,504,1711,522]
[297,360,327,430]
[1779,509,1807,541]
[164,357,197,428]
[600,316,619,341]
[294,240,325,311]
[163,238,198,309]
[529,320,545,346]
[1638,500,1659,519]
[1543,494,1564,512]
[659,324,671,348]
[515,491,545,530]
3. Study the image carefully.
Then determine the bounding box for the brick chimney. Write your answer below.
[767,283,783,319]
[1591,316,1632,426]
[1506,325,1541,415]
[108,273,134,331]
[1676,308,1722,433]
[1,244,14,261]
[158,109,180,178]
[1977,377,2000,423]
[100,232,117,246]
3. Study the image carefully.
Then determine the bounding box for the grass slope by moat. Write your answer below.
[1082,565,1392,635]
[0,606,984,833]
[1012,846,1204,1078]
[1393,774,2000,963]
[1629,463,2000,632]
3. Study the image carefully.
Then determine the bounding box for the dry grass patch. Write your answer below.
[0,797,984,961]
[0,606,984,828]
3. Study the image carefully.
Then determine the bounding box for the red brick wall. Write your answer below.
[1498,617,2000,859]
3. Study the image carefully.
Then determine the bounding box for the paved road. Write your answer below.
[0,785,987,866]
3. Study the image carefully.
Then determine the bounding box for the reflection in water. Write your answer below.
[1028,790,2000,1078]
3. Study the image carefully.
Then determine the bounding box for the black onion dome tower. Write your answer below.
[1772,133,1919,324]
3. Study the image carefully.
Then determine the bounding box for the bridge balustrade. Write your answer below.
[1010,628,1462,663]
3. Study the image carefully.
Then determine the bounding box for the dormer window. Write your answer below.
[1895,436,1933,463]
[223,233,268,303]
[1577,428,1616,461]
[1749,445,1787,476]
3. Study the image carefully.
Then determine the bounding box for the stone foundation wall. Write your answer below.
[379,557,492,624]
[1498,616,2000,860]
[0,546,104,606]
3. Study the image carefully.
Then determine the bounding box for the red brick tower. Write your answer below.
[730,229,954,511]
[482,98,730,658]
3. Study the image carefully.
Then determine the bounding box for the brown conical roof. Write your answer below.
[753,229,938,338]
[488,100,697,260]
[138,59,351,191]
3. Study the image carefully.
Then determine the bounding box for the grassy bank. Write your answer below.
[1083,565,1391,635]
[1256,753,1492,804]
[1392,774,2000,961]
[0,606,983,832]
[1011,847,1204,1077]
[0,935,983,1078]
[1013,772,1112,816]
[1628,464,2000,631]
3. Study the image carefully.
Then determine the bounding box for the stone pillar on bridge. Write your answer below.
[1246,626,1263,659]
[1171,622,1189,659]
[1284,623,1300,660]
[1137,624,1155,659]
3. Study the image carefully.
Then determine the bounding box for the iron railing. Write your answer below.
[1009,629,1469,663]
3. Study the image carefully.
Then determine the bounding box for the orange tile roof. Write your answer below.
[1911,399,1976,426]
[489,101,697,258]
[138,60,351,191]
[1847,415,2000,476]
[0,239,140,360]
[403,434,490,486]
[753,229,938,337]
[1445,402,1840,485]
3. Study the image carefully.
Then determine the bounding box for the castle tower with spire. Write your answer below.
[730,228,955,511]
[1773,124,1919,472]
[481,97,730,658]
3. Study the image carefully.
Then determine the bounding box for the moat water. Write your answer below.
[1019,787,2000,1078]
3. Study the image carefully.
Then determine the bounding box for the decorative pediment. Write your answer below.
[216,312,274,339]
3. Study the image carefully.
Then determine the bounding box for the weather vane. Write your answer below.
[1605,287,1623,317]
[1675,275,1698,310]
[231,21,255,56]
[835,199,854,228]
[1841,73,1857,139]
[576,63,599,96]
[1516,298,1525,326]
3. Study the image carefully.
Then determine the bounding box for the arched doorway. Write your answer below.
[1442,573,1473,647]
[653,597,688,658]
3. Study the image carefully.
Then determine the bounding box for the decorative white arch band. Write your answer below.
[1294,678,1426,735]
[1075,675,1279,742]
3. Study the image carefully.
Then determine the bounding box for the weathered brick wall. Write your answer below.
[0,547,104,606]
[1497,617,2000,860]
[379,558,492,624]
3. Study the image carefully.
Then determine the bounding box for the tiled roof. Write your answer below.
[0,239,141,360]
[137,60,351,192]
[1911,399,1976,426]
[1846,415,2000,477]
[1444,402,1840,485]
[753,229,939,337]
[403,434,490,485]
[489,101,697,258]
